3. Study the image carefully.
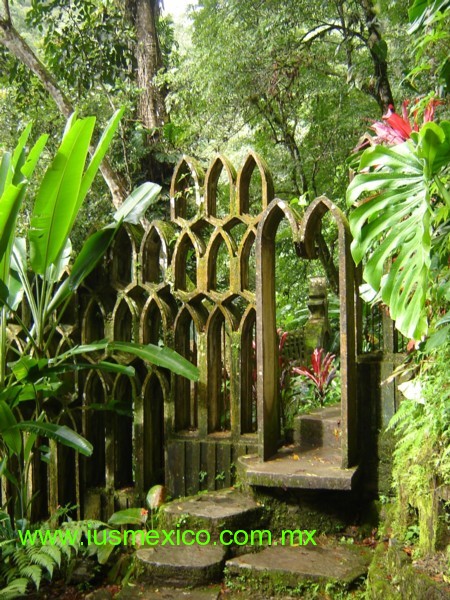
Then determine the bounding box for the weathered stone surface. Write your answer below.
[294,404,341,450]
[161,488,264,535]
[238,446,359,491]
[225,543,371,590]
[116,583,221,599]
[135,544,226,587]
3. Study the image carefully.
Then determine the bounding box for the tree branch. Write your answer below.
[2,0,11,24]
[0,17,128,208]
[358,0,394,112]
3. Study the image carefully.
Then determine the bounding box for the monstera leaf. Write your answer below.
[347,121,450,340]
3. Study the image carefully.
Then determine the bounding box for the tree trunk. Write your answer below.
[133,0,168,132]
[0,15,128,208]
[359,0,394,113]
[126,0,172,183]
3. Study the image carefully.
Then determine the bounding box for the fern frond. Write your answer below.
[19,565,41,590]
[39,544,61,568]
[28,550,55,578]
[0,577,29,599]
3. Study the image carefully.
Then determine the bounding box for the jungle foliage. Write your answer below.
[0,0,449,590]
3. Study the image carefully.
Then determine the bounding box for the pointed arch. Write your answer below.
[82,297,107,347]
[112,295,140,344]
[239,228,257,293]
[140,222,172,285]
[240,306,257,434]
[83,370,110,488]
[236,151,274,215]
[255,198,300,459]
[204,154,236,218]
[110,225,135,288]
[173,304,206,432]
[206,305,237,433]
[172,229,204,291]
[206,229,236,293]
[112,373,136,488]
[141,371,169,488]
[140,294,174,345]
[170,155,204,221]
[298,196,358,468]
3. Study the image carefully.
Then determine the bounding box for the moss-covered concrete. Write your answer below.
[251,487,364,537]
[224,542,370,598]
[158,488,266,540]
[135,544,226,587]
[366,542,450,599]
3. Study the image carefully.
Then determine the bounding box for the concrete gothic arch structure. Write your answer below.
[7,152,377,522]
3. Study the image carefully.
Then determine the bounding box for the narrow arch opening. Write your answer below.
[240,231,256,293]
[114,299,134,343]
[83,299,105,344]
[83,372,107,488]
[216,169,231,219]
[113,375,134,488]
[174,310,198,432]
[237,153,274,215]
[143,374,165,488]
[142,228,165,285]
[142,299,164,346]
[208,234,231,293]
[175,235,197,291]
[172,161,199,220]
[241,309,257,434]
[208,311,231,433]
[111,227,133,287]
[205,157,235,218]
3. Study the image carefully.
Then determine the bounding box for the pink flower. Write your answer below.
[356,98,442,150]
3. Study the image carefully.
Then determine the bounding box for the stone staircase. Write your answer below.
[127,486,370,598]
[238,403,360,491]
[122,406,368,598]
[134,488,265,588]
[294,404,342,450]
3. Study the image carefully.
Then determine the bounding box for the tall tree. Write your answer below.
[0,0,128,207]
[126,0,168,132]
[0,0,173,202]
[166,0,404,199]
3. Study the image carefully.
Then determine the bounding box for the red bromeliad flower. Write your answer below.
[291,348,336,406]
[358,98,441,149]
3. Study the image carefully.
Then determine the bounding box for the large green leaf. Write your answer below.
[108,507,146,526]
[77,108,125,210]
[45,238,72,285]
[347,137,434,340]
[29,117,96,274]
[59,341,199,380]
[0,400,22,455]
[47,226,117,315]
[113,182,162,225]
[0,183,25,284]
[15,421,93,456]
[0,120,46,273]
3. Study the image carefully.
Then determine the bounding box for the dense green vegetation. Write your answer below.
[0,0,449,596]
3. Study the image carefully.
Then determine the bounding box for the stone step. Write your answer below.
[135,544,226,588]
[160,488,265,538]
[225,542,372,596]
[116,583,221,599]
[294,404,342,450]
[238,445,359,491]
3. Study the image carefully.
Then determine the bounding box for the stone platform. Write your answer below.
[225,542,372,593]
[238,445,359,491]
[136,544,226,587]
[238,403,359,491]
[160,488,265,536]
